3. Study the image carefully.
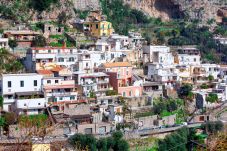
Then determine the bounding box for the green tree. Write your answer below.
[158,127,188,151]
[206,93,218,103]
[69,134,97,151]
[8,39,18,53]
[202,121,224,134]
[0,96,3,110]
[29,0,59,12]
[97,138,108,151]
[32,35,47,47]
[208,75,214,82]
[177,84,193,99]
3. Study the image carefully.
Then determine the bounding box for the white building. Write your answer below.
[143,46,173,64]
[201,64,220,79]
[25,47,78,72]
[42,76,77,105]
[0,38,9,49]
[1,73,46,115]
[74,72,112,97]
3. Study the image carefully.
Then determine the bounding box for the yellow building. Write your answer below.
[32,144,50,151]
[84,21,114,38]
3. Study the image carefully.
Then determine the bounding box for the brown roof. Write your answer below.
[37,70,53,75]
[103,62,131,68]
[51,66,63,72]
[219,64,227,68]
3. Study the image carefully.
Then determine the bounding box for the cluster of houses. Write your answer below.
[0,12,227,136]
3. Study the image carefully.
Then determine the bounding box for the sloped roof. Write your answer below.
[37,70,53,75]
[103,62,131,68]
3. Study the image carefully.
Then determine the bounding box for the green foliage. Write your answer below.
[49,35,64,39]
[200,84,209,89]
[208,75,214,81]
[214,25,227,36]
[69,131,129,151]
[89,90,96,98]
[153,98,180,115]
[32,35,47,47]
[74,9,89,19]
[8,39,18,49]
[19,114,48,128]
[177,84,193,99]
[0,117,5,127]
[29,0,59,12]
[106,90,118,96]
[206,93,218,103]
[3,112,17,125]
[4,60,24,73]
[134,111,154,118]
[157,127,189,151]
[0,96,3,108]
[201,121,224,134]
[100,0,149,35]
[0,48,23,73]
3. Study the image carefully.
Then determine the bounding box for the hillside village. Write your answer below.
[0,1,227,151]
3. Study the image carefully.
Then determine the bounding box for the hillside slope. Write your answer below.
[124,0,227,23]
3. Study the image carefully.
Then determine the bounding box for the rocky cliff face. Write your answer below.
[124,0,227,23]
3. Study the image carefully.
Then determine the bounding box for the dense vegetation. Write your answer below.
[0,48,24,74]
[100,0,227,63]
[69,131,129,151]
[28,0,59,12]
[158,121,224,151]
[100,0,149,35]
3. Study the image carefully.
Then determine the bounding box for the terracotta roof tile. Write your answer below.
[103,62,131,68]
[51,66,63,72]
[37,70,53,75]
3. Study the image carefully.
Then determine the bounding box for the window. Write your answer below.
[70,96,75,100]
[69,57,74,62]
[58,58,64,62]
[126,70,129,75]
[34,80,37,86]
[194,58,196,62]
[96,24,99,29]
[8,81,11,88]
[48,50,51,53]
[58,49,60,53]
[38,103,41,105]
[20,81,24,87]
[129,91,132,96]
[86,63,89,67]
[122,92,126,97]
[70,49,73,54]
[54,98,57,102]
[55,80,58,84]
[60,97,63,100]
[47,80,51,84]
[24,103,26,106]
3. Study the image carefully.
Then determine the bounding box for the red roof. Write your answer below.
[37,70,53,75]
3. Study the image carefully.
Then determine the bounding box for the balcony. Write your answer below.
[43,80,75,90]
[16,98,46,110]
[80,81,96,86]
[97,80,109,84]
[46,91,77,97]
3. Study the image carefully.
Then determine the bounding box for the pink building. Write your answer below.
[100,62,142,97]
